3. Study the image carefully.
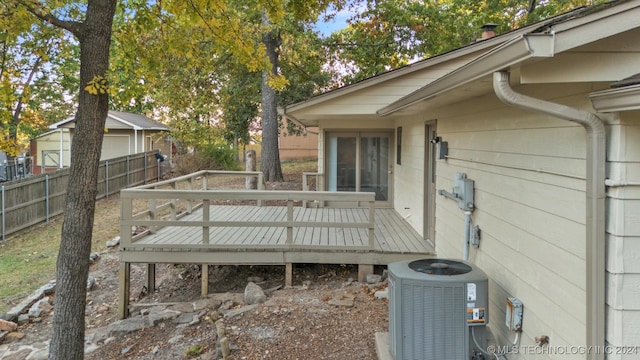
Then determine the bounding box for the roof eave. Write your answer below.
[377,34,555,116]
[590,84,640,112]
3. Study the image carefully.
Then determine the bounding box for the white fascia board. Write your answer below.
[49,116,75,129]
[551,0,640,53]
[377,34,555,116]
[590,85,640,112]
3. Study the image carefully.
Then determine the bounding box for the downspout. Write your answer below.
[493,71,606,360]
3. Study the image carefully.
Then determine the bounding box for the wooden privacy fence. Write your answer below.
[0,151,164,243]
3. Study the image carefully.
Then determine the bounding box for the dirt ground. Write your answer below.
[82,261,389,360]
[11,164,391,360]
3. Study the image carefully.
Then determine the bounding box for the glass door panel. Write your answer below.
[327,134,356,192]
[326,131,392,205]
[360,136,389,201]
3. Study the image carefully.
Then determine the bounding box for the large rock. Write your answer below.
[244,282,266,305]
[1,281,55,322]
[0,319,17,332]
[28,298,52,318]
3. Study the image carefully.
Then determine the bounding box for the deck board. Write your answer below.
[125,205,433,262]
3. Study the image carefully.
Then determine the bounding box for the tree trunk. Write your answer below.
[260,12,283,182]
[48,1,116,359]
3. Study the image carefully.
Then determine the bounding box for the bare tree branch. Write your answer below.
[17,0,81,35]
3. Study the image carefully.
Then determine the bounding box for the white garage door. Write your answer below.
[101,135,130,160]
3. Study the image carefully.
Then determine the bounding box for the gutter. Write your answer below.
[493,71,606,360]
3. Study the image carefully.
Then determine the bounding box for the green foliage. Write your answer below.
[0,5,78,154]
[201,142,239,170]
[183,344,204,357]
[176,143,240,175]
[326,0,608,84]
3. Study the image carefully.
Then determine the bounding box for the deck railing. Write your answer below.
[120,170,376,251]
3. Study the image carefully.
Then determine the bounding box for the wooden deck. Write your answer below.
[121,205,433,262]
[118,171,434,318]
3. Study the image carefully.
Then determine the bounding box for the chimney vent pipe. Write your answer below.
[481,23,498,39]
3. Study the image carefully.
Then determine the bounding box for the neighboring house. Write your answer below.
[279,110,318,160]
[281,1,640,359]
[31,110,171,174]
[279,122,319,161]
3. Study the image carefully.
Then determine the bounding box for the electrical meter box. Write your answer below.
[506,297,523,331]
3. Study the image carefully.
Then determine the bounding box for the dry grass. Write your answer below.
[0,160,317,314]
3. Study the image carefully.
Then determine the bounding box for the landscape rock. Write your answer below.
[1,348,31,359]
[28,298,52,318]
[86,275,96,291]
[244,282,266,305]
[0,319,17,332]
[105,236,120,248]
[4,332,26,343]
[327,292,356,307]
[172,312,199,325]
[89,252,100,264]
[247,276,264,283]
[193,298,222,311]
[168,302,195,313]
[27,347,48,360]
[1,281,55,322]
[222,304,258,319]
[374,289,388,299]
[17,314,29,325]
[366,274,383,284]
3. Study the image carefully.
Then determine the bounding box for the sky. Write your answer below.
[313,2,367,37]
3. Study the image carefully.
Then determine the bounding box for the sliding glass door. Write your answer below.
[326,131,392,206]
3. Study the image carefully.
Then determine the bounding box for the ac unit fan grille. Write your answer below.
[409,258,472,276]
[400,281,466,359]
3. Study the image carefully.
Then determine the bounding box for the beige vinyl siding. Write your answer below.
[34,130,71,168]
[605,111,640,358]
[398,90,595,359]
[290,56,481,119]
[392,116,429,237]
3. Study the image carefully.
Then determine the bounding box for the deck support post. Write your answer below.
[358,264,374,283]
[201,264,209,296]
[118,262,131,319]
[285,263,293,287]
[146,264,155,293]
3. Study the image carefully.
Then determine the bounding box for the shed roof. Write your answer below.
[49,110,169,131]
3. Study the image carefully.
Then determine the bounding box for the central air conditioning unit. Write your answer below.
[388,258,489,360]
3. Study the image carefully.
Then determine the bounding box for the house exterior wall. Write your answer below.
[605,110,640,358]
[391,86,604,359]
[391,115,428,237]
[279,126,318,161]
[289,53,484,121]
